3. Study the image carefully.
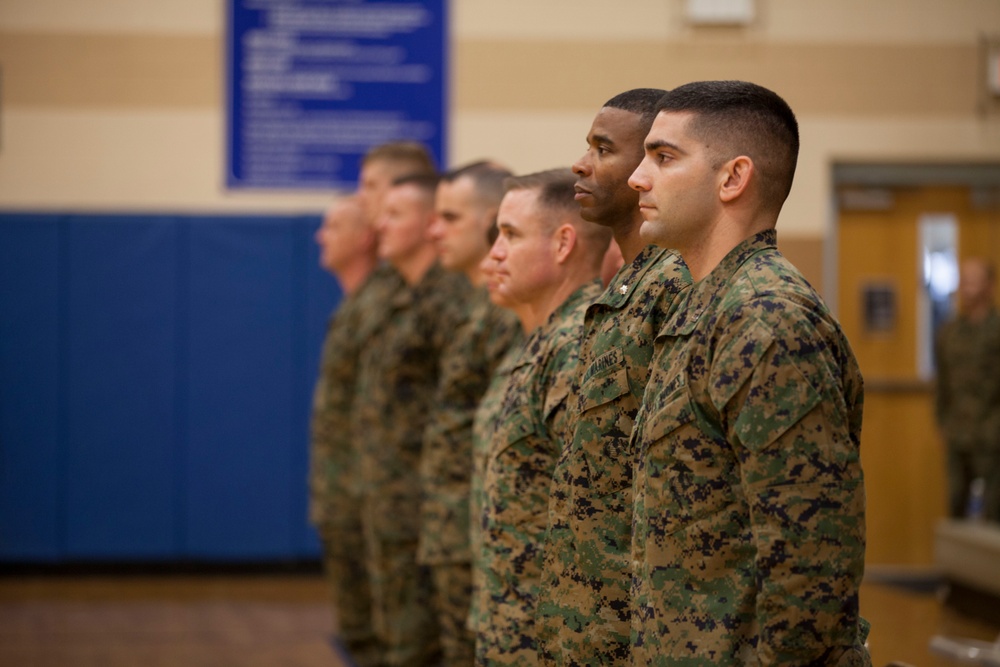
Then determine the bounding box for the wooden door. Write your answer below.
[838,185,1000,566]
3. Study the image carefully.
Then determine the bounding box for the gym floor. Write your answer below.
[0,573,997,666]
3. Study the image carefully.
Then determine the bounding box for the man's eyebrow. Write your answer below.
[645,139,681,153]
[590,133,615,146]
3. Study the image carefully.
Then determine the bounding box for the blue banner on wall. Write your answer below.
[226,0,447,190]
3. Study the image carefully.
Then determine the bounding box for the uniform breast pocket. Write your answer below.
[484,406,554,542]
[639,378,740,547]
[490,405,538,461]
[486,405,551,502]
[577,348,636,498]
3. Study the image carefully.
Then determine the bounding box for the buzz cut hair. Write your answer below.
[503,168,578,217]
[441,161,514,208]
[655,80,799,214]
[604,88,670,126]
[361,141,437,176]
[391,172,441,204]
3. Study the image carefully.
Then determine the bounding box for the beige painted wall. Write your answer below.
[2,0,999,241]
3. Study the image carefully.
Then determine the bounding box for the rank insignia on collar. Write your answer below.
[619,284,629,295]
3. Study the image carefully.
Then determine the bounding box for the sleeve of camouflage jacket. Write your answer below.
[710,304,866,665]
[308,303,361,527]
[419,313,481,563]
[421,303,523,564]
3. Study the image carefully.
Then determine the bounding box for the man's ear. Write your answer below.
[719,155,754,203]
[553,223,577,265]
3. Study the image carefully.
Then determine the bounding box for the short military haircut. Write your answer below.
[441,161,513,208]
[656,80,799,215]
[604,88,669,127]
[362,141,437,176]
[392,172,441,202]
[503,168,578,219]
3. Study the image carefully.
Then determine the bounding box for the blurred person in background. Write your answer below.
[420,161,522,667]
[309,141,437,667]
[468,225,530,643]
[935,257,1000,522]
[354,173,471,667]
[357,142,438,226]
[309,195,392,667]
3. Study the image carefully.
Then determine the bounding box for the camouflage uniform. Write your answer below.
[536,246,690,667]
[353,263,472,667]
[935,309,1000,520]
[469,341,525,636]
[631,230,870,666]
[420,286,522,667]
[309,264,402,667]
[478,281,603,667]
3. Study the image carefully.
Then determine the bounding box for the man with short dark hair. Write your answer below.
[477,169,611,666]
[628,80,869,665]
[535,89,691,667]
[354,173,471,667]
[420,161,522,667]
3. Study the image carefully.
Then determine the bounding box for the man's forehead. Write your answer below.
[651,110,694,130]
[644,111,696,146]
[591,106,644,135]
[500,187,537,208]
[386,183,422,204]
[326,198,358,219]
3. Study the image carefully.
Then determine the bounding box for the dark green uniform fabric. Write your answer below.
[421,285,522,667]
[536,246,691,667]
[935,309,1000,520]
[631,230,869,666]
[309,264,402,667]
[353,263,472,667]
[477,281,602,667]
[470,341,525,636]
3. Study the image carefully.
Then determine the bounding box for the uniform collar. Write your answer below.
[659,229,778,336]
[519,279,602,361]
[596,245,675,308]
[390,261,447,307]
[555,279,603,322]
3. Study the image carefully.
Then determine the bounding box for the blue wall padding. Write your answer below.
[185,220,299,558]
[0,216,63,560]
[64,217,181,557]
[0,213,340,561]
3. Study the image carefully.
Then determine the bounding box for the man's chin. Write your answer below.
[638,219,667,246]
[577,205,600,223]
